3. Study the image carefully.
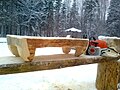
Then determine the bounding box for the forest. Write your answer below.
[0,0,120,38]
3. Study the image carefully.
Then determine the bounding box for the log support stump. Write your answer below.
[75,46,86,57]
[96,37,120,90]
[96,61,120,90]
[8,45,19,57]
[62,46,71,54]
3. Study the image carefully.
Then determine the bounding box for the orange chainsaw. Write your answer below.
[86,37,108,55]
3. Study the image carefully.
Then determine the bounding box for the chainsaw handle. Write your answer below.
[89,37,96,41]
[90,41,98,47]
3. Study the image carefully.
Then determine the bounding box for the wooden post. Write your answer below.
[96,61,119,90]
[96,37,120,90]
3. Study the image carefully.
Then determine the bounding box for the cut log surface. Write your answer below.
[7,35,89,61]
[0,54,119,75]
[105,38,120,52]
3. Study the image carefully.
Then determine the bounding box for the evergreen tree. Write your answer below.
[0,0,110,37]
[106,0,120,37]
[45,0,54,36]
[69,0,80,29]
[54,0,62,36]
[64,0,72,29]
[59,3,67,31]
[0,0,17,37]
[82,0,99,38]
[14,0,43,36]
[96,0,109,36]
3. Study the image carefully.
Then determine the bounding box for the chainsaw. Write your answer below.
[86,37,119,56]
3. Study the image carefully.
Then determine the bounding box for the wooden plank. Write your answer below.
[0,55,119,75]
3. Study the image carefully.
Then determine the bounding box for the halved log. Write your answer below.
[7,35,89,61]
[0,55,119,75]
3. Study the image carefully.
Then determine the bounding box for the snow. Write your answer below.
[65,27,82,32]
[98,35,118,40]
[0,64,97,90]
[0,38,7,43]
[0,38,97,90]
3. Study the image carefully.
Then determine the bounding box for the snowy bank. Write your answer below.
[0,38,7,43]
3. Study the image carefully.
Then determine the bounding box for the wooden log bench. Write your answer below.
[6,35,89,62]
[0,35,119,90]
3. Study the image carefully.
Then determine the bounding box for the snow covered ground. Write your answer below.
[0,38,97,90]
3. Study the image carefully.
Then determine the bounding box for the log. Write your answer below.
[7,35,88,61]
[0,55,119,75]
[96,37,120,90]
[96,61,120,90]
